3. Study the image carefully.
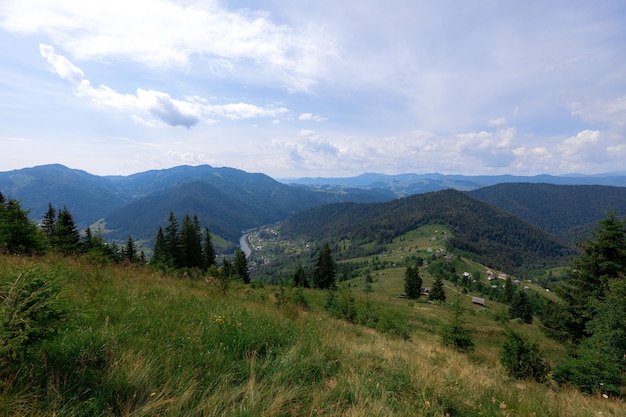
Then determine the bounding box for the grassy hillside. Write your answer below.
[2,254,624,416]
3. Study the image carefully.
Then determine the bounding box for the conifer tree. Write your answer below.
[202,227,216,269]
[0,197,45,255]
[164,211,181,268]
[509,289,533,323]
[440,292,474,352]
[555,211,626,342]
[179,214,202,268]
[123,235,138,263]
[504,276,515,303]
[52,206,80,255]
[429,275,446,302]
[151,227,168,268]
[42,203,56,239]
[293,265,309,287]
[314,243,336,289]
[404,264,422,299]
[233,247,250,284]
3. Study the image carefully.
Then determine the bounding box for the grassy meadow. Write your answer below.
[1,253,625,416]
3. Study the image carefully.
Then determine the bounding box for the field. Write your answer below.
[1,251,625,417]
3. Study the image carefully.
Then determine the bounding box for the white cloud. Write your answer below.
[299,112,327,122]
[40,44,289,127]
[1,0,337,91]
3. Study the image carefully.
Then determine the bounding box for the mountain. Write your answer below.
[0,164,126,226]
[468,183,626,242]
[285,172,626,196]
[280,189,575,274]
[0,164,393,247]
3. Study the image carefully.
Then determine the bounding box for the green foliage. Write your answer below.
[499,330,549,382]
[554,278,626,395]
[403,264,422,299]
[0,196,46,255]
[440,293,474,352]
[293,265,309,287]
[52,206,80,255]
[555,211,626,343]
[234,247,250,284]
[0,268,68,366]
[314,243,336,289]
[429,275,446,303]
[509,289,533,324]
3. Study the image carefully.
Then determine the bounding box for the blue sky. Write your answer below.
[1,0,625,178]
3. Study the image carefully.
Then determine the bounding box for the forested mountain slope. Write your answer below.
[469,183,626,242]
[280,189,575,274]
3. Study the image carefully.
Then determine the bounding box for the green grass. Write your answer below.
[1,254,625,416]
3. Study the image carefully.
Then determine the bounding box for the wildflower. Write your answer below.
[150,392,156,397]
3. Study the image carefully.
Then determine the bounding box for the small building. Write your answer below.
[471,296,486,306]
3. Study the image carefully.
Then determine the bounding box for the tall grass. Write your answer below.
[1,254,625,416]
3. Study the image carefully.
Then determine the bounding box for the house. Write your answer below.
[471,296,486,306]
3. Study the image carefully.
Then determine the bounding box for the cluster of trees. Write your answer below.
[151,211,216,270]
[0,194,131,263]
[540,211,626,395]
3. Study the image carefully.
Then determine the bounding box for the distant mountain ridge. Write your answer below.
[2,164,626,252]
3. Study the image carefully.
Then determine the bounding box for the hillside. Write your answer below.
[280,189,575,274]
[469,183,626,242]
[2,255,625,416]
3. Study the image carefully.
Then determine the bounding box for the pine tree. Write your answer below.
[123,235,138,263]
[555,211,626,342]
[151,227,168,268]
[164,211,181,268]
[0,197,46,255]
[314,243,336,289]
[233,247,250,284]
[509,289,533,323]
[429,275,446,302]
[202,227,216,269]
[42,203,56,239]
[52,206,80,255]
[404,264,422,299]
[440,292,474,352]
[179,214,202,268]
[504,276,515,303]
[293,265,309,287]
[500,330,548,382]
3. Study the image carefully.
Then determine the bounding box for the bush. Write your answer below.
[499,329,549,382]
[0,268,69,367]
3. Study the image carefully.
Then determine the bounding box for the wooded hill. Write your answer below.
[280,189,575,274]
[469,183,626,243]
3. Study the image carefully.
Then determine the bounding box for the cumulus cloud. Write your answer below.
[2,0,336,91]
[40,44,288,128]
[299,113,327,122]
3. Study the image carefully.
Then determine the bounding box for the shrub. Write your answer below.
[0,268,69,367]
[499,329,549,382]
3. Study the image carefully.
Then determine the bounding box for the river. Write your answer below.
[239,233,252,258]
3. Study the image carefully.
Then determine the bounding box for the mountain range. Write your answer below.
[1,164,626,254]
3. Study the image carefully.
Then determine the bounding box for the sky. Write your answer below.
[1,0,625,179]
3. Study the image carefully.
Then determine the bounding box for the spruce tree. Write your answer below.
[202,227,216,269]
[123,235,138,263]
[52,206,80,255]
[164,211,181,268]
[509,289,533,323]
[314,243,336,289]
[233,247,250,284]
[180,214,202,268]
[429,275,446,302]
[555,211,626,342]
[42,203,56,239]
[151,227,168,268]
[293,265,309,287]
[440,292,474,352]
[0,197,45,255]
[504,276,515,303]
[404,264,422,299]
